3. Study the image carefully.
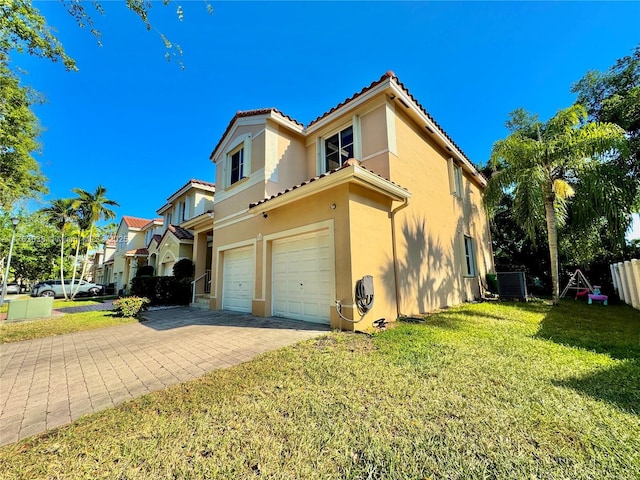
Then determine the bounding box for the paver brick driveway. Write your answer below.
[0,307,329,447]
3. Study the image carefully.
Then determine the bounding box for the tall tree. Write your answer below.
[70,185,118,298]
[8,211,61,284]
[0,59,48,209]
[484,105,626,305]
[572,45,640,236]
[40,198,76,299]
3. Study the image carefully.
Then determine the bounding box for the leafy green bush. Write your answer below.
[173,258,195,281]
[135,265,155,277]
[156,276,191,305]
[112,296,150,317]
[130,276,191,306]
[131,276,159,300]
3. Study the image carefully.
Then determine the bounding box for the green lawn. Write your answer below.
[0,310,137,344]
[0,300,638,479]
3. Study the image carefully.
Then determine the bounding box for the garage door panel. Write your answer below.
[222,247,254,313]
[272,231,332,324]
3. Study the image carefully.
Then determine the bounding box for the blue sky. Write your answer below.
[17,1,640,237]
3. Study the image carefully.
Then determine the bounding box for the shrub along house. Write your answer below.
[208,71,494,330]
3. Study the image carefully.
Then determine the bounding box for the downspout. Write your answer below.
[390,198,410,318]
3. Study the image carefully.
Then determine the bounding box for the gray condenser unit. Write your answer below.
[497,272,528,300]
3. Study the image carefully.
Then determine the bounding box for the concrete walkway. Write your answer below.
[0,308,328,446]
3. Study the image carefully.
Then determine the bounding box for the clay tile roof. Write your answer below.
[125,248,148,256]
[141,218,164,229]
[152,234,162,244]
[167,179,216,201]
[168,224,194,240]
[188,179,215,188]
[389,74,484,179]
[105,238,116,247]
[122,216,153,229]
[209,108,303,160]
[307,71,396,127]
[248,162,408,209]
[306,70,484,179]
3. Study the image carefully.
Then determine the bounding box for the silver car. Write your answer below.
[5,283,20,294]
[31,279,103,298]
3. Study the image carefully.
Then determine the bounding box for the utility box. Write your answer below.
[497,272,528,301]
[6,297,54,322]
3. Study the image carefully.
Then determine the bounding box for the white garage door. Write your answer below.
[222,246,254,313]
[272,231,332,324]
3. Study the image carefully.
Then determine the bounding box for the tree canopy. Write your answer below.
[485,105,626,305]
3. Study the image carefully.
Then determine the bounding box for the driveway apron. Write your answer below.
[0,308,328,446]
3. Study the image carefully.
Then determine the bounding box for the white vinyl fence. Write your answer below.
[610,259,640,310]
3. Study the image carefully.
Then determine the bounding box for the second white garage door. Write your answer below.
[222,246,254,313]
[272,231,332,324]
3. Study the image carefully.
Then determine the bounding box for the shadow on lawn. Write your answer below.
[534,301,640,360]
[534,300,640,414]
[555,359,640,415]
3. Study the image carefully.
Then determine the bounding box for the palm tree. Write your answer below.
[70,185,119,299]
[484,105,626,305]
[40,198,76,300]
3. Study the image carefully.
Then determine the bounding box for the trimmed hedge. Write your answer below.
[130,276,191,306]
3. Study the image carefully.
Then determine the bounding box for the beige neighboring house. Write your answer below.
[149,179,215,303]
[110,216,159,293]
[91,237,116,285]
[103,180,215,297]
[208,71,495,330]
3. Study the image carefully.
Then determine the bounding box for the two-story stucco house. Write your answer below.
[109,216,159,293]
[101,181,215,296]
[151,179,215,303]
[208,71,495,330]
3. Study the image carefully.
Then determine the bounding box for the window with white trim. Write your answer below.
[229,147,244,185]
[323,125,354,172]
[220,134,252,190]
[463,235,476,277]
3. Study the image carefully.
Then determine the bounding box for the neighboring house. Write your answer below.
[91,237,116,285]
[110,216,158,293]
[104,180,215,296]
[152,179,215,303]
[208,71,494,330]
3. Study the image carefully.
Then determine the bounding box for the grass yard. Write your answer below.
[0,300,638,479]
[0,310,138,344]
[1,297,109,314]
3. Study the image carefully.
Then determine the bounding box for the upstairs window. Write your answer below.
[453,164,463,197]
[448,158,464,197]
[324,126,354,172]
[230,147,244,185]
[178,200,187,221]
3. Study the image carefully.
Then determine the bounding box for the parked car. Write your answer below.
[30,280,104,298]
[5,283,20,294]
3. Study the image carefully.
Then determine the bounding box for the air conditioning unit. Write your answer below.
[497,272,528,301]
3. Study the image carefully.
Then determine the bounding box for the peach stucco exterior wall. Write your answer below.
[210,184,353,329]
[346,184,398,326]
[389,106,493,313]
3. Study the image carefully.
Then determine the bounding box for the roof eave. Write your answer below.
[249,165,410,213]
[305,78,394,136]
[388,83,487,187]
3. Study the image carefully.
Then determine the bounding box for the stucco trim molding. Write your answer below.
[249,164,411,214]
